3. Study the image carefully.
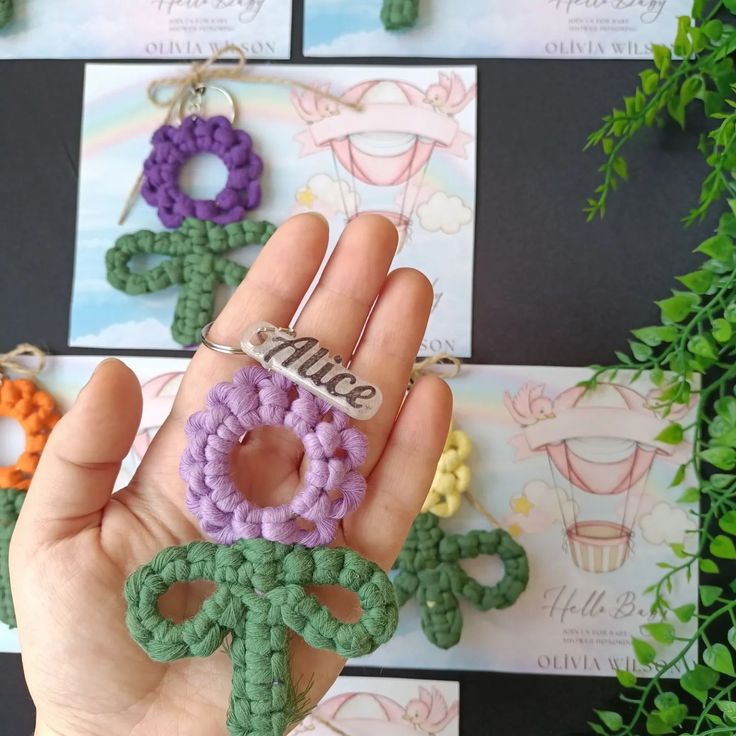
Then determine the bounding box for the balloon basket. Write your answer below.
[348,211,410,250]
[565,521,632,573]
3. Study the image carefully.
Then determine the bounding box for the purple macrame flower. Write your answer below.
[141,115,263,229]
[180,366,368,547]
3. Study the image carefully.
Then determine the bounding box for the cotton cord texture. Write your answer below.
[0,489,24,627]
[181,366,368,547]
[393,513,529,649]
[421,427,471,518]
[106,217,275,346]
[142,115,263,229]
[0,378,60,490]
[0,371,60,627]
[125,538,398,736]
[381,0,419,30]
[0,0,12,29]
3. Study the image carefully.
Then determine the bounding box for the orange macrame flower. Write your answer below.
[0,378,60,490]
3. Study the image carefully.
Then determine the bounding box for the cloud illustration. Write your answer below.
[294,174,360,218]
[417,192,473,235]
[71,318,179,350]
[638,502,697,547]
[506,480,579,535]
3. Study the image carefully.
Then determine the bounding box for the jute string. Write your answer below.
[0,344,45,380]
[412,353,504,529]
[119,44,361,225]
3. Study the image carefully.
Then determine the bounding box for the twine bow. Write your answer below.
[119,45,359,225]
[0,344,45,380]
[393,513,529,649]
[409,353,461,386]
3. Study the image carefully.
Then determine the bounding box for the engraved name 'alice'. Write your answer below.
[263,336,378,410]
[549,0,667,23]
[151,0,266,24]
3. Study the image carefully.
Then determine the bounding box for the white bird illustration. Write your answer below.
[404,687,459,734]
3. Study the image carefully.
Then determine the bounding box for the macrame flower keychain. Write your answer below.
[108,46,355,348]
[394,358,529,650]
[125,323,396,736]
[0,345,61,628]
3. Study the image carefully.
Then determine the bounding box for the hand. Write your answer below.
[11,214,453,736]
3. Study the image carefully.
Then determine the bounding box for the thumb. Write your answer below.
[17,359,142,542]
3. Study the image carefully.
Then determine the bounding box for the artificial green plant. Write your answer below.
[583,2,736,734]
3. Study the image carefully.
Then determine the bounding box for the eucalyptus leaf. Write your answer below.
[700,585,723,606]
[656,423,684,444]
[704,643,736,676]
[673,603,695,623]
[710,534,736,559]
[615,669,637,687]
[632,637,656,665]
[719,510,736,534]
[681,664,719,704]
[699,558,720,574]
[642,623,676,644]
[701,446,736,470]
[645,713,674,735]
[596,710,623,731]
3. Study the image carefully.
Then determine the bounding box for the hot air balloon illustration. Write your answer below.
[505,382,690,574]
[291,73,476,249]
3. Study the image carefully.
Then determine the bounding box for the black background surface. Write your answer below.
[0,2,716,734]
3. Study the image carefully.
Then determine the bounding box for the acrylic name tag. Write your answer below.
[241,321,383,421]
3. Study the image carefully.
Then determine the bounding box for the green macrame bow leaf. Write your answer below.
[0,0,13,29]
[125,539,399,736]
[380,0,419,31]
[0,488,25,628]
[105,217,276,346]
[393,513,530,649]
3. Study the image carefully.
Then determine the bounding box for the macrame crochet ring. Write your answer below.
[0,374,61,627]
[142,111,263,229]
[181,365,368,547]
[106,217,275,346]
[394,513,529,649]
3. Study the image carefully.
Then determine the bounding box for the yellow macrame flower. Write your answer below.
[421,427,472,518]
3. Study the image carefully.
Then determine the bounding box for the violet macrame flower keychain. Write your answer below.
[124,322,397,736]
[140,85,263,229]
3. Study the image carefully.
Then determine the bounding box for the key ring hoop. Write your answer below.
[200,322,296,355]
[178,84,237,126]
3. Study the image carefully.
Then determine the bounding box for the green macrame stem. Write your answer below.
[380,0,419,31]
[393,513,529,649]
[0,488,25,628]
[125,539,398,736]
[0,0,13,29]
[106,217,276,346]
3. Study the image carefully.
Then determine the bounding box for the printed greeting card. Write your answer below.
[304,0,694,59]
[0,355,189,653]
[360,365,699,677]
[0,0,291,59]
[289,677,460,736]
[70,64,477,355]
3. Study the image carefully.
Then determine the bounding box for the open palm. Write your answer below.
[10,214,452,736]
